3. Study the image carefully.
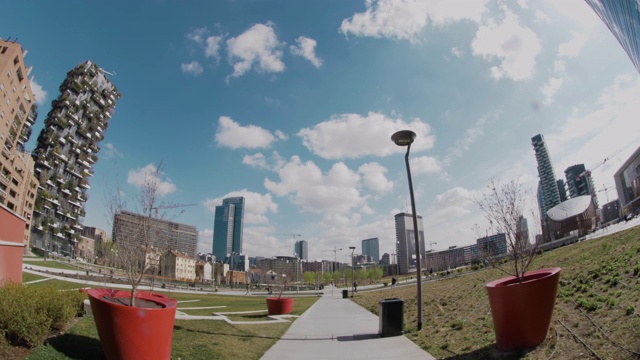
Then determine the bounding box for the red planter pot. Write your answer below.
[485,267,561,352]
[265,297,294,315]
[85,288,177,360]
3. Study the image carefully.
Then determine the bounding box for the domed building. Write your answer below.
[546,195,598,240]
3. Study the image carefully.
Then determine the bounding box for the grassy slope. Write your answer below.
[354,226,640,359]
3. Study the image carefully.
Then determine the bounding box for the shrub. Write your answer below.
[0,283,86,347]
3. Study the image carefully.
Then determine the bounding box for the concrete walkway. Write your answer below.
[261,286,435,360]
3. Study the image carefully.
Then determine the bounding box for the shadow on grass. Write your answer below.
[443,344,533,360]
[46,333,105,360]
[173,325,280,340]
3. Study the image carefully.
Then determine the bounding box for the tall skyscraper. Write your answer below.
[0,38,39,251]
[212,196,244,262]
[112,211,198,258]
[556,179,568,202]
[394,212,425,275]
[361,237,380,263]
[531,134,561,225]
[565,164,598,207]
[30,60,120,257]
[294,240,308,260]
[585,0,640,74]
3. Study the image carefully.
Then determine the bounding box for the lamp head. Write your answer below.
[391,130,416,146]
[349,246,356,250]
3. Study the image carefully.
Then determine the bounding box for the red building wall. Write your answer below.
[0,205,25,284]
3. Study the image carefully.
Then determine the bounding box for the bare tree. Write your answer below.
[105,162,169,306]
[473,178,538,281]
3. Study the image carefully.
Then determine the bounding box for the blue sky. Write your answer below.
[4,0,639,263]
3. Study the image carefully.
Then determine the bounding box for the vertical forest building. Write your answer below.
[30,61,120,257]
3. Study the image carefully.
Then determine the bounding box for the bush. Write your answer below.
[0,283,86,347]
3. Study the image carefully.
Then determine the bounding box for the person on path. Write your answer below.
[353,281,358,293]
[245,283,251,295]
[391,277,397,287]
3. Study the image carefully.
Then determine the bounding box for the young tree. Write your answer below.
[106,162,173,306]
[473,178,538,282]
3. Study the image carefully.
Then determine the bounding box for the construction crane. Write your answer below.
[577,148,624,201]
[597,184,616,203]
[150,203,198,217]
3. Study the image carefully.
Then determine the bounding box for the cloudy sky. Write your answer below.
[4,0,638,263]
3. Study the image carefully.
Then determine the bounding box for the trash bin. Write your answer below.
[342,289,348,298]
[379,298,404,337]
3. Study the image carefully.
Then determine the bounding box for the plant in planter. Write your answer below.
[265,274,294,315]
[84,162,178,360]
[474,178,561,352]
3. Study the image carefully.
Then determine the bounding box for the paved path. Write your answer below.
[261,286,435,360]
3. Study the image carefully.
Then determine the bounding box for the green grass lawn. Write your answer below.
[22,272,47,283]
[18,289,318,360]
[23,260,81,272]
[354,225,640,359]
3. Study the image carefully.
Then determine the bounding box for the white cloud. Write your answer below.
[430,187,474,220]
[471,6,541,81]
[181,61,203,76]
[127,164,177,197]
[554,59,566,72]
[411,156,443,174]
[358,162,394,194]
[29,79,47,105]
[297,112,435,160]
[451,47,463,58]
[226,23,285,78]
[102,143,123,159]
[243,153,270,170]
[558,30,588,58]
[215,116,279,149]
[264,156,371,221]
[205,35,223,60]
[541,77,564,105]
[203,190,278,225]
[340,0,488,43]
[290,36,322,68]
[444,115,489,163]
[197,228,213,254]
[186,27,209,44]
[543,74,640,201]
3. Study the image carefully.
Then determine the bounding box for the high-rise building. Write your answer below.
[394,212,425,275]
[556,179,568,202]
[613,145,640,216]
[294,239,308,261]
[565,164,598,207]
[585,0,640,74]
[531,134,561,238]
[30,60,120,257]
[361,237,380,263]
[212,196,244,262]
[0,38,39,251]
[112,211,198,258]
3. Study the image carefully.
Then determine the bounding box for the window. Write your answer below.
[0,46,7,54]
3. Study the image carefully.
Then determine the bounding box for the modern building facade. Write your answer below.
[532,134,561,240]
[394,212,425,275]
[212,196,244,262]
[613,145,640,216]
[0,38,39,251]
[586,0,640,74]
[112,211,198,258]
[565,164,598,207]
[361,237,380,263]
[557,179,568,202]
[547,195,598,239]
[30,60,120,257]
[294,239,308,261]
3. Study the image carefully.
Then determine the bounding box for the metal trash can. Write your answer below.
[379,298,404,337]
[342,289,348,298]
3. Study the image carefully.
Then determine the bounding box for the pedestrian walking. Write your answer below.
[353,281,358,293]
[245,283,251,295]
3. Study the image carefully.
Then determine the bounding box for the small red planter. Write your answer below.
[486,267,561,352]
[85,288,177,360]
[265,297,294,315]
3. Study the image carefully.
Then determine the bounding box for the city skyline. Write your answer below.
[3,1,639,262]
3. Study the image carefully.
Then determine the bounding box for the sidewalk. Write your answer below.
[261,286,435,360]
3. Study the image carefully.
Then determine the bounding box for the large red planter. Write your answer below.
[265,297,294,315]
[85,288,177,360]
[486,267,561,352]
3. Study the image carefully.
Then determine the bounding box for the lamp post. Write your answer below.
[391,129,423,331]
[349,246,356,297]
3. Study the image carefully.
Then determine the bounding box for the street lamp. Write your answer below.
[391,129,423,331]
[349,246,356,297]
